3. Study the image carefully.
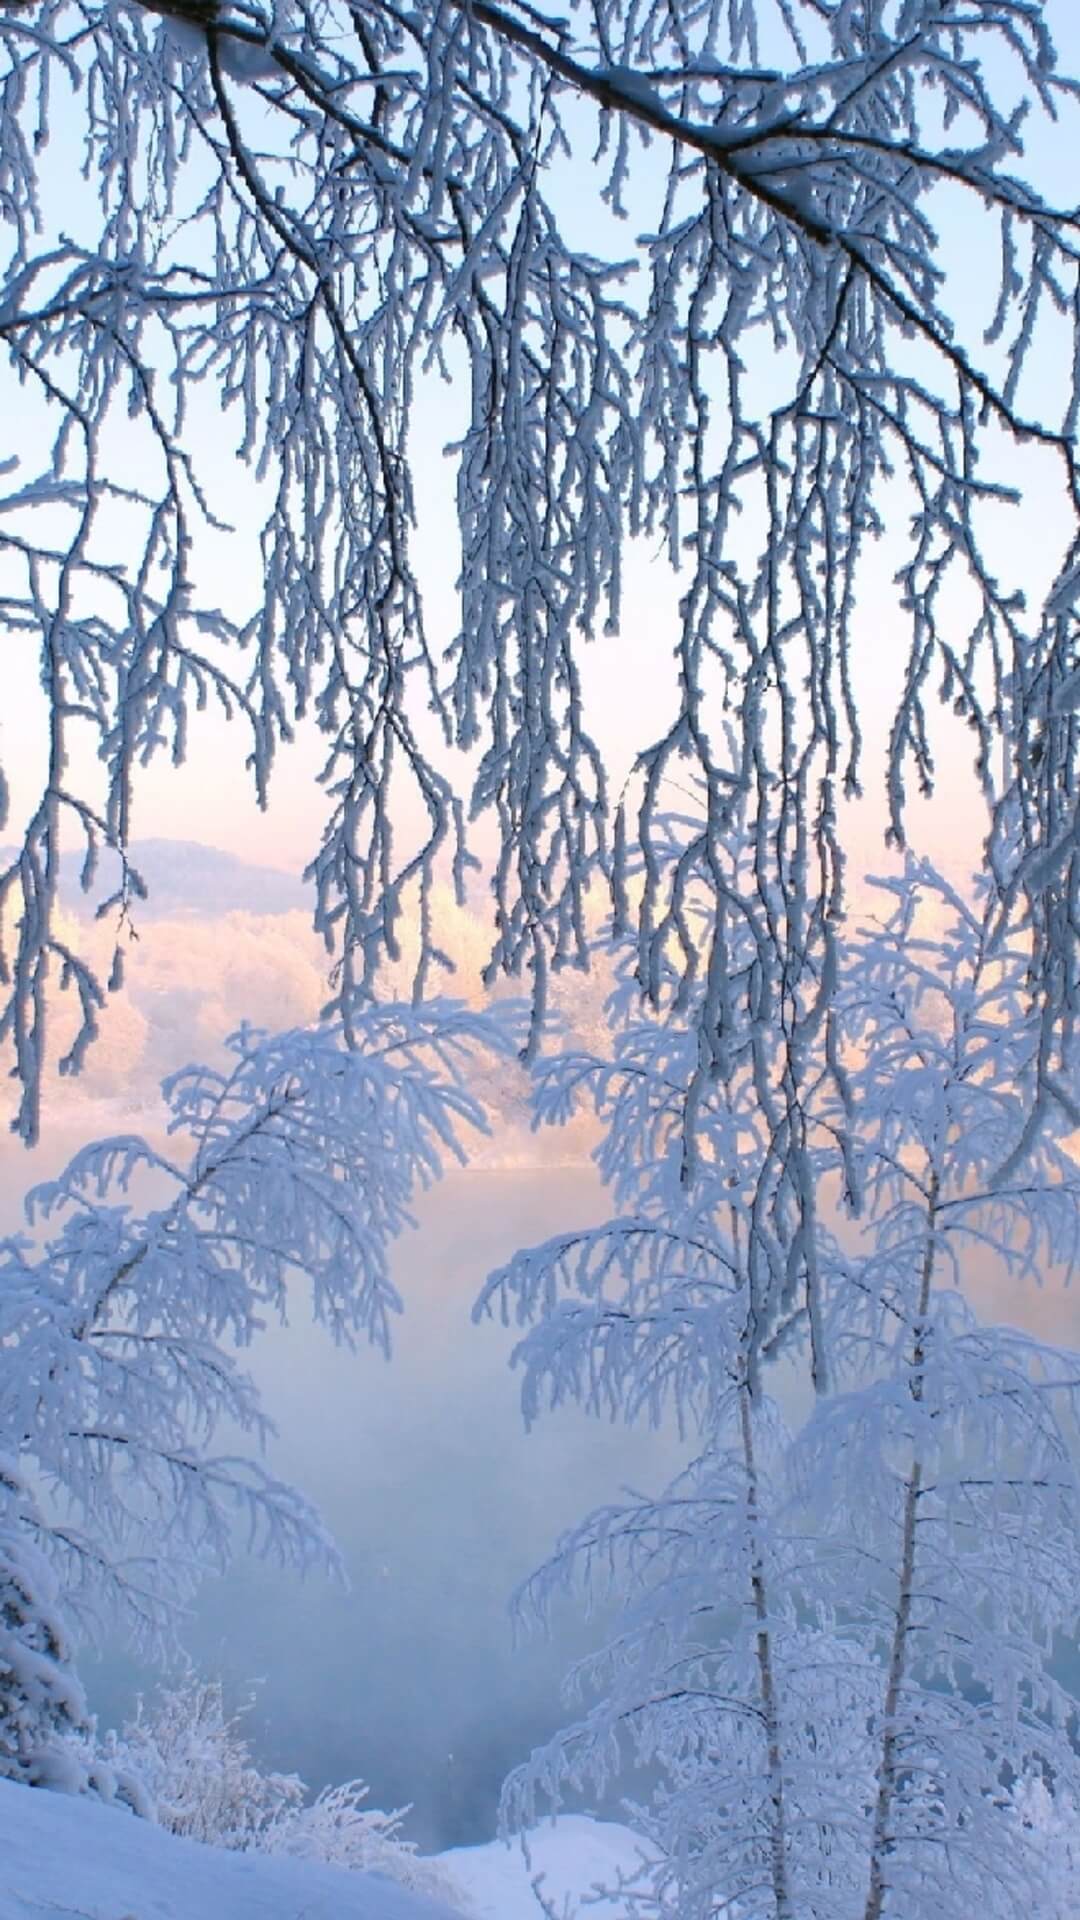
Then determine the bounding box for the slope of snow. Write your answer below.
[0,1777,462,1920]
[0,1780,656,1920]
[442,1815,656,1920]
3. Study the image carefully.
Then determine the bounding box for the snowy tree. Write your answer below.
[0,0,1077,1206]
[486,844,1080,1918]
[0,998,512,1787]
[0,1454,96,1792]
[3,0,1080,1902]
[1006,1776,1080,1920]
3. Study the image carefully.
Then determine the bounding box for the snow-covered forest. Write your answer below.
[3,0,1080,1915]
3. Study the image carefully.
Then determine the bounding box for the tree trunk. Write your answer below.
[863,1171,939,1920]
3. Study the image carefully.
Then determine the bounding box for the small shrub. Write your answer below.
[109,1674,302,1848]
[265,1777,469,1907]
[107,1671,469,1909]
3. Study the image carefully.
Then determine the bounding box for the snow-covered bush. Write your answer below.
[264,1778,469,1907]
[106,1672,470,1908]
[107,1675,303,1849]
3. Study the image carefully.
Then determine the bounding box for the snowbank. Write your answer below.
[0,1776,462,1920]
[0,1778,654,1920]
[443,1814,655,1920]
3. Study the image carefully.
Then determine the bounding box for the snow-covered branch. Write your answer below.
[0,0,1077,1153]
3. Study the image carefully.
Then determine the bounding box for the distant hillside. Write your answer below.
[0,838,308,920]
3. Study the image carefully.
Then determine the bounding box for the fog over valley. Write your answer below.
[83,1164,692,1848]
[0,845,681,1847]
[6,840,1080,1857]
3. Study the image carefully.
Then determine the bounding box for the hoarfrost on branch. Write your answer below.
[0,0,1076,1181]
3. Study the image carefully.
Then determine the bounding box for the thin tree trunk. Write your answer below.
[740,1381,795,1920]
[863,1171,939,1920]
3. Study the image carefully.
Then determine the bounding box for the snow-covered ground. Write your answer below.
[444,1815,655,1920]
[0,1778,651,1920]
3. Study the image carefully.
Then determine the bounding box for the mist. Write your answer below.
[11,846,1080,1853]
[84,1164,690,1851]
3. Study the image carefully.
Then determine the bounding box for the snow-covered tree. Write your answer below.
[0,0,1077,1204]
[1006,1776,1080,1920]
[793,863,1080,1919]
[3,0,1080,1902]
[0,1455,95,1792]
[0,998,512,1786]
[488,847,1080,1918]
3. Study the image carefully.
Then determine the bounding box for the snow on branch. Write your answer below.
[0,0,1077,1151]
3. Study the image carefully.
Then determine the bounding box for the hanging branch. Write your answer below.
[0,0,1077,1151]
